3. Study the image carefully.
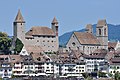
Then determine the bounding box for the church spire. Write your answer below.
[51,17,58,24]
[14,9,25,23]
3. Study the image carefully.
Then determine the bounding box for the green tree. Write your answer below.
[14,38,24,54]
[98,71,106,77]
[0,32,8,37]
[114,72,120,80]
[0,32,12,54]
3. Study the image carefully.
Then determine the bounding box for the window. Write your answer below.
[31,67,33,69]
[113,71,116,73]
[79,70,81,72]
[9,69,11,71]
[99,29,101,35]
[117,66,119,69]
[72,42,76,46]
[104,28,106,35]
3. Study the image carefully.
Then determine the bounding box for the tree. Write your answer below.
[114,72,120,80]
[98,71,106,77]
[0,32,12,54]
[14,38,24,54]
[0,32,8,37]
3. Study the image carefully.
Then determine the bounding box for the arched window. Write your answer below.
[99,29,101,35]
[104,28,106,35]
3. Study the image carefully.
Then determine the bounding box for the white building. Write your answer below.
[0,55,12,78]
[80,50,107,73]
[108,52,120,75]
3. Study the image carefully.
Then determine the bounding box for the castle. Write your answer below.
[12,10,108,55]
[66,20,108,54]
[13,10,59,54]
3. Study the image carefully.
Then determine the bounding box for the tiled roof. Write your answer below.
[9,55,22,66]
[74,32,100,45]
[52,17,58,24]
[82,49,107,59]
[108,42,117,48]
[26,27,55,36]
[31,53,50,62]
[14,9,25,23]
[97,19,107,27]
[25,45,44,54]
[109,57,120,65]
[58,50,84,63]
[93,49,107,54]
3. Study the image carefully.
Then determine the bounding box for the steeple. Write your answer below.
[14,9,25,23]
[51,17,58,24]
[51,17,59,36]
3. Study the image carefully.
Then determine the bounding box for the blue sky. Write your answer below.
[0,0,120,36]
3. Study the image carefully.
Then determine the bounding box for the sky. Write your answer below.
[0,0,120,36]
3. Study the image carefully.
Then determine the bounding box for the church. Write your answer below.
[66,20,108,54]
[12,10,59,54]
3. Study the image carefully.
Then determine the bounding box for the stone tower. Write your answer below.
[51,17,59,51]
[86,24,93,34]
[51,17,59,36]
[96,19,108,50]
[13,9,25,44]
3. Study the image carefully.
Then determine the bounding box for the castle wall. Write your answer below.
[25,35,59,52]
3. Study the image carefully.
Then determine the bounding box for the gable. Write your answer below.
[66,33,81,48]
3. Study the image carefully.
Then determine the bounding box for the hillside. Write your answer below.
[59,24,120,46]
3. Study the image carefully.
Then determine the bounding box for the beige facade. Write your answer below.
[66,19,108,55]
[66,32,101,54]
[13,10,59,53]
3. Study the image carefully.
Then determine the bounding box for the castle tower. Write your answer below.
[85,24,93,34]
[51,17,59,51]
[13,9,25,44]
[51,17,59,36]
[96,19,108,50]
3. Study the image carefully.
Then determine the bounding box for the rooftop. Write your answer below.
[26,27,55,36]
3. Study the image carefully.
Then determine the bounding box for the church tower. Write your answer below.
[51,17,59,36]
[96,19,108,50]
[85,24,93,34]
[13,9,25,44]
